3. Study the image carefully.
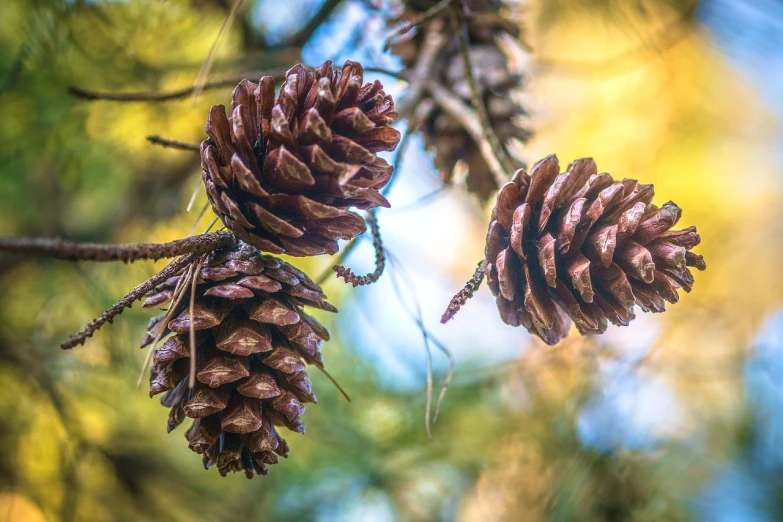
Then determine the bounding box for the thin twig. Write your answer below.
[440,259,487,323]
[61,254,196,349]
[425,80,507,188]
[452,6,515,177]
[332,210,385,287]
[363,67,407,81]
[147,135,201,152]
[191,0,246,105]
[68,66,400,106]
[278,0,343,48]
[385,251,454,439]
[0,231,234,263]
[432,333,454,422]
[387,184,450,213]
[383,0,456,51]
[67,68,288,103]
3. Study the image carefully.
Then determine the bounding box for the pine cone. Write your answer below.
[390,2,531,201]
[484,155,706,345]
[141,243,335,477]
[201,60,401,257]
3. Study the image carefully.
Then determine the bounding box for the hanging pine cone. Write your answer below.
[390,1,531,201]
[201,60,401,257]
[484,155,706,345]
[141,243,335,477]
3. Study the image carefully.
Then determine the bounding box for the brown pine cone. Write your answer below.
[201,60,401,257]
[484,155,706,345]
[390,2,531,201]
[141,243,335,477]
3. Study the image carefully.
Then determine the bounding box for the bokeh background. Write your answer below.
[1,0,783,520]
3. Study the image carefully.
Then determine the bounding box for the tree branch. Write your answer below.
[147,135,201,152]
[67,68,289,102]
[61,254,197,349]
[0,231,234,263]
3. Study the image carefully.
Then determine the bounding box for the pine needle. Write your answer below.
[318,367,351,402]
[188,254,208,388]
[385,251,454,438]
[136,259,195,387]
[191,0,245,105]
[186,178,204,213]
[187,203,209,237]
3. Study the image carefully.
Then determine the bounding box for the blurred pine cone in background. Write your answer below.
[202,61,401,257]
[390,0,531,201]
[485,155,706,345]
[141,243,335,477]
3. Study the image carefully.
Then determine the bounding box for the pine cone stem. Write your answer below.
[452,7,515,176]
[425,80,508,188]
[0,231,234,263]
[333,210,386,287]
[61,253,198,349]
[146,135,200,152]
[440,259,487,323]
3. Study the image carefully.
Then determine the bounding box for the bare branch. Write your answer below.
[61,254,197,349]
[0,231,234,263]
[147,135,201,152]
[440,259,487,323]
[333,210,385,287]
[67,68,289,103]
